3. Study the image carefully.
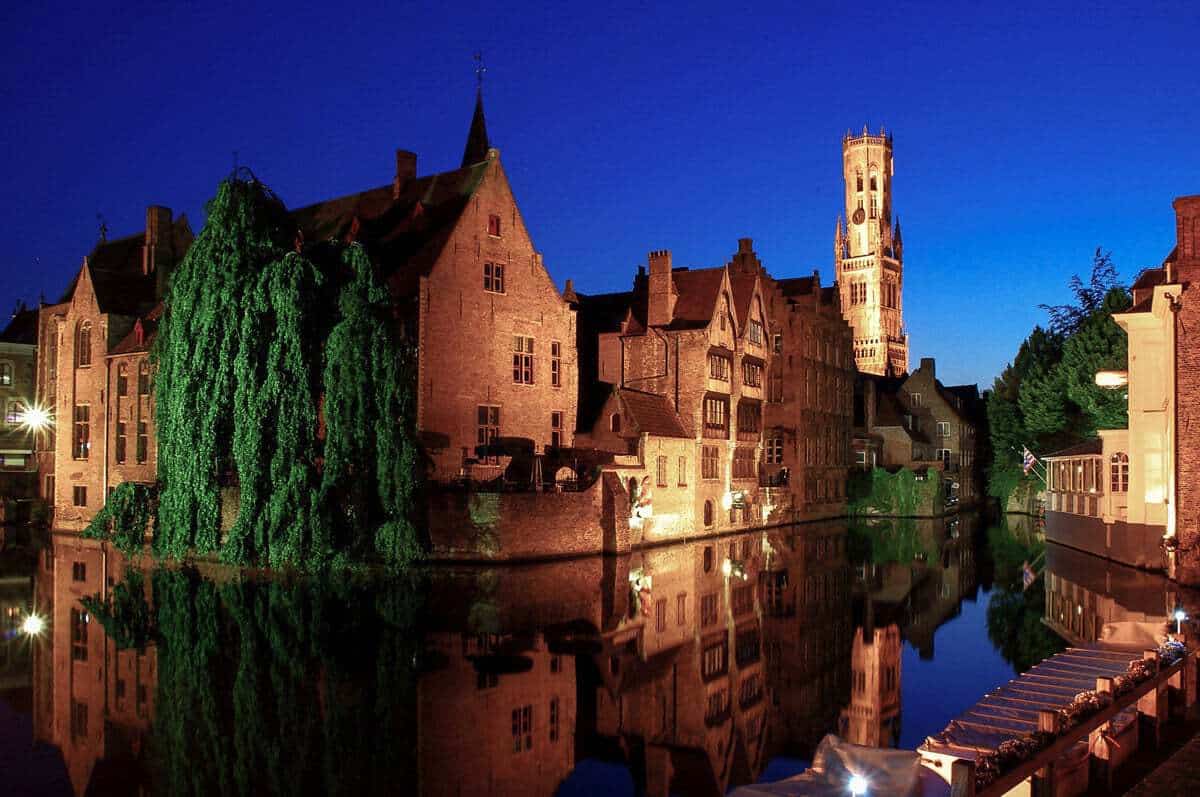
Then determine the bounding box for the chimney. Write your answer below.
[1174,195,1200,268]
[647,250,676,327]
[563,278,578,304]
[919,357,936,378]
[394,150,417,198]
[143,206,172,276]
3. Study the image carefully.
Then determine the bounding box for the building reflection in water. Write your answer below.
[23,513,1071,797]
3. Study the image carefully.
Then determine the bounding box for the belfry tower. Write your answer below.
[834,126,907,376]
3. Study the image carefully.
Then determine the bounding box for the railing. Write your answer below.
[948,647,1194,796]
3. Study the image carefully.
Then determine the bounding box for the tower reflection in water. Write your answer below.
[21,512,1093,796]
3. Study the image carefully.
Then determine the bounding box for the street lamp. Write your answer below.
[1095,371,1129,389]
[18,402,53,433]
[848,774,869,795]
[1174,608,1187,635]
[21,612,45,637]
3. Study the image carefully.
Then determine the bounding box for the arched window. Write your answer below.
[75,321,92,367]
[703,544,714,571]
[138,361,150,395]
[855,170,863,192]
[116,364,128,396]
[610,413,622,433]
[0,363,11,386]
[704,501,714,529]
[870,172,878,192]
[1110,453,1129,493]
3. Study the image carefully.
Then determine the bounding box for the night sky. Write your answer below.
[1,1,1196,388]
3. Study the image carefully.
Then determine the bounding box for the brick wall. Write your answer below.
[106,351,157,490]
[1173,196,1200,583]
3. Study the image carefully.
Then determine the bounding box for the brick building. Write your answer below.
[292,91,578,483]
[576,242,774,540]
[0,306,38,495]
[37,208,191,529]
[760,264,856,521]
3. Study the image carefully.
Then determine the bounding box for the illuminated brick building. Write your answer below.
[834,128,907,377]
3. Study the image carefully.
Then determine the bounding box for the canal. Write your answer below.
[0,512,1188,795]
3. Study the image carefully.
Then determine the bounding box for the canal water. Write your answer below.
[0,512,1186,795]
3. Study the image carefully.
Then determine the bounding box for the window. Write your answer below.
[701,637,728,679]
[549,698,559,743]
[0,362,10,386]
[910,392,921,407]
[610,413,621,433]
[72,561,86,581]
[732,584,754,616]
[677,456,687,486]
[748,319,764,345]
[477,405,500,456]
[708,353,731,381]
[772,333,783,353]
[656,456,668,488]
[488,213,502,237]
[705,689,730,725]
[703,396,729,438]
[655,598,667,632]
[676,593,687,626]
[870,195,878,218]
[870,173,878,192]
[856,171,863,192]
[71,608,88,661]
[702,446,720,480]
[512,336,534,384]
[736,401,761,437]
[855,450,867,467]
[765,437,783,465]
[937,421,950,438]
[71,701,88,739]
[75,321,92,367]
[849,282,867,305]
[937,449,952,468]
[733,448,756,480]
[138,361,150,395]
[72,485,87,507]
[1110,453,1129,493]
[550,341,561,387]
[550,655,561,674]
[73,404,90,459]
[701,593,719,627]
[137,421,149,463]
[115,421,127,463]
[742,360,763,387]
[484,262,505,293]
[703,499,714,527]
[116,364,128,396]
[511,705,532,753]
[735,627,761,666]
[5,401,21,425]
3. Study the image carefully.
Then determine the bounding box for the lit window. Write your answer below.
[937,421,950,437]
[550,411,563,449]
[476,405,500,463]
[75,321,92,367]
[73,405,90,459]
[610,413,621,433]
[703,396,729,438]
[138,362,150,395]
[0,362,11,386]
[765,437,783,465]
[512,336,534,384]
[511,705,532,753]
[1110,453,1129,493]
[117,364,128,396]
[484,262,505,293]
[5,401,22,426]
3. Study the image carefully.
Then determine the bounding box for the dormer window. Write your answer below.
[748,319,764,346]
[487,214,502,237]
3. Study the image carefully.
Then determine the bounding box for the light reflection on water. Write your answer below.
[0,513,1186,795]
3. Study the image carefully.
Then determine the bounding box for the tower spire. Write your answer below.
[462,52,491,167]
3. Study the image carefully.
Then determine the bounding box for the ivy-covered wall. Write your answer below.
[89,176,423,569]
[847,466,943,517]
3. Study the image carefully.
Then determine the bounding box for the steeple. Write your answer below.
[461,88,491,167]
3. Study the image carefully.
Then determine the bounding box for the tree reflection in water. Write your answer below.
[17,513,1120,796]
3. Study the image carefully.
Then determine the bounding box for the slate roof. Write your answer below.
[0,308,37,344]
[60,216,190,318]
[618,388,689,439]
[1045,438,1103,458]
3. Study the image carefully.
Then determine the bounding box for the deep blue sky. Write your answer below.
[2,1,1196,387]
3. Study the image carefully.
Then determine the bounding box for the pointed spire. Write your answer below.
[461,87,491,167]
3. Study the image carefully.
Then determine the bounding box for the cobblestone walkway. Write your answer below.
[1126,732,1200,795]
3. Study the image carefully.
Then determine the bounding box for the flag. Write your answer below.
[1022,447,1038,475]
[1022,561,1037,590]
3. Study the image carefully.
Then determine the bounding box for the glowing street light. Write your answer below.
[1094,370,1129,389]
[18,403,53,434]
[848,774,869,795]
[1174,608,1187,635]
[21,612,45,637]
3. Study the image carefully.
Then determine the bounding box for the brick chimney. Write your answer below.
[1174,195,1200,273]
[394,150,417,198]
[142,206,172,276]
[919,357,935,379]
[647,250,676,327]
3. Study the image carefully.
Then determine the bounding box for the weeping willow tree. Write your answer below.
[153,175,421,568]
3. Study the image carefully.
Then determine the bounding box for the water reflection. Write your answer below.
[4,513,1140,796]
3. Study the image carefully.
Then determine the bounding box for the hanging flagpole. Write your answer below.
[1020,445,1047,485]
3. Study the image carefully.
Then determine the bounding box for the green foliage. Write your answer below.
[1060,287,1131,432]
[847,467,940,517]
[848,517,939,565]
[1039,248,1122,336]
[82,481,155,555]
[154,177,421,569]
[81,570,154,649]
[984,521,1066,671]
[1018,361,1071,438]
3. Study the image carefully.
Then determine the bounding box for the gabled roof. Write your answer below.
[290,160,490,298]
[110,304,162,355]
[618,388,689,439]
[669,267,725,329]
[729,273,758,331]
[0,308,37,344]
